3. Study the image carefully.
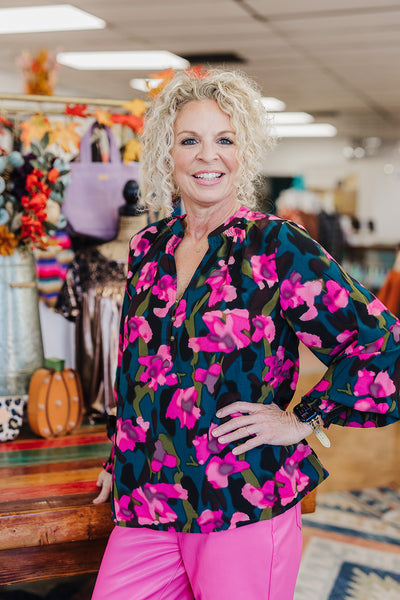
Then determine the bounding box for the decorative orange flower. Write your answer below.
[186,65,209,79]
[148,69,175,98]
[21,192,48,221]
[0,116,12,133]
[20,215,46,242]
[111,113,144,134]
[0,226,19,256]
[65,104,91,118]
[47,168,60,184]
[147,65,208,98]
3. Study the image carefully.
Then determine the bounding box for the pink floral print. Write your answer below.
[275,444,312,505]
[354,369,395,413]
[250,253,278,289]
[252,315,275,343]
[138,345,177,390]
[205,452,250,489]
[136,260,158,293]
[188,308,251,353]
[194,364,222,394]
[125,315,152,347]
[197,509,224,532]
[193,423,228,465]
[132,483,188,525]
[151,440,178,472]
[206,261,237,306]
[322,280,349,312]
[116,417,149,453]
[264,346,297,388]
[129,226,157,257]
[166,387,201,429]
[241,480,277,509]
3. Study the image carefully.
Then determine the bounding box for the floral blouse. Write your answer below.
[107,205,400,533]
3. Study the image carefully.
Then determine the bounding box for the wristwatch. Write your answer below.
[293,402,331,448]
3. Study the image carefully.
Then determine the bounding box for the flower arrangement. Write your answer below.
[0,134,70,256]
[17,49,59,96]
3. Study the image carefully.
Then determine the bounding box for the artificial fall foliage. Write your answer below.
[123,138,143,163]
[123,99,147,118]
[65,104,90,118]
[49,122,81,153]
[0,225,18,256]
[20,115,52,148]
[94,109,114,128]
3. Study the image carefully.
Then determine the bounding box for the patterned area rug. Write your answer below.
[295,487,400,600]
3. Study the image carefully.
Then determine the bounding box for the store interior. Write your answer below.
[0,1,400,598]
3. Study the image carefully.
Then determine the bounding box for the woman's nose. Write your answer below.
[197,140,217,161]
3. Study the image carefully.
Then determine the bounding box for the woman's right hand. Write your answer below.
[92,469,112,504]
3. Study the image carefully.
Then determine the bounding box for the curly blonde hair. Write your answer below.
[140,69,272,215]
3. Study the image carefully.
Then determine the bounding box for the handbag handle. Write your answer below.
[79,123,122,164]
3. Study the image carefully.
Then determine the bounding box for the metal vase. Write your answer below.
[0,248,44,396]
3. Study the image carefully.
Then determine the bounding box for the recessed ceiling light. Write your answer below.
[57,51,190,71]
[270,112,314,125]
[0,4,105,34]
[261,97,286,111]
[271,124,337,138]
[130,78,163,92]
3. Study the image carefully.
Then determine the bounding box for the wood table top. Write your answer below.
[0,423,114,585]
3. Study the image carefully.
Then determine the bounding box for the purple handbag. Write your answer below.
[62,125,140,241]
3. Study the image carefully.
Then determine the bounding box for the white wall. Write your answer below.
[262,138,400,245]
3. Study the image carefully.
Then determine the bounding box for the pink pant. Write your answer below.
[92,504,302,600]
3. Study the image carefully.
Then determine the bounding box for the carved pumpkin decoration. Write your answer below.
[27,359,83,438]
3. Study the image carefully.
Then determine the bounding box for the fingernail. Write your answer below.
[216,411,222,417]
[232,448,238,455]
[211,429,218,436]
[219,436,226,443]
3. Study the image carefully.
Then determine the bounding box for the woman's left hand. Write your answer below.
[212,401,313,454]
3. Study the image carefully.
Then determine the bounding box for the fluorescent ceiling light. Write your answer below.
[261,97,286,111]
[270,112,314,125]
[0,4,105,34]
[130,78,163,92]
[58,51,190,70]
[271,124,337,138]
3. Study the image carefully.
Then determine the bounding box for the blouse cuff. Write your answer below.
[102,456,113,473]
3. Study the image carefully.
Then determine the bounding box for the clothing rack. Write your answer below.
[0,91,133,107]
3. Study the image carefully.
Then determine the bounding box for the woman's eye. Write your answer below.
[218,137,234,145]
[181,138,197,145]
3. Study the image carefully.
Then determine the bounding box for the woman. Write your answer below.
[92,69,400,600]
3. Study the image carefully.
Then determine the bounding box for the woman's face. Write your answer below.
[171,99,240,211]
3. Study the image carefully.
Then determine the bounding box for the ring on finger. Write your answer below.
[246,426,257,438]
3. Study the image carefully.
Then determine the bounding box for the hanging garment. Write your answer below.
[35,231,75,307]
[56,247,126,413]
[377,270,400,316]
[79,285,124,415]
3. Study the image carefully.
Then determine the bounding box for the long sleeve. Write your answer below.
[275,220,400,428]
